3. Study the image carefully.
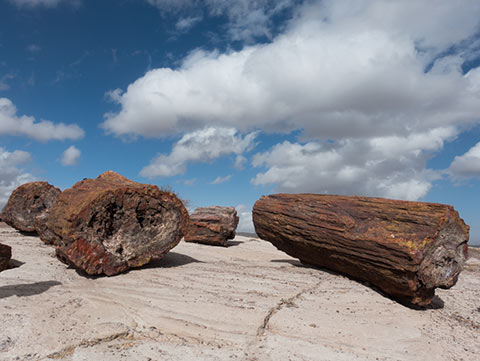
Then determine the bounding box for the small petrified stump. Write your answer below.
[184,206,239,246]
[0,243,12,272]
[253,194,469,306]
[1,182,61,233]
[45,171,189,276]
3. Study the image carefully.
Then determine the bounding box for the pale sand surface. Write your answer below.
[1,222,479,361]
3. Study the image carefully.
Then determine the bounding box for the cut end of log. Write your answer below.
[184,206,239,246]
[1,181,61,234]
[418,209,469,293]
[47,171,189,276]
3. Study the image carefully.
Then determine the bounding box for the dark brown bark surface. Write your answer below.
[253,193,470,306]
[1,182,61,233]
[45,171,189,276]
[184,206,239,247]
[0,243,12,272]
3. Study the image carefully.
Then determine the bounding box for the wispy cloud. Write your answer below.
[0,73,16,91]
[26,44,41,53]
[175,15,202,32]
[10,0,81,8]
[211,175,232,184]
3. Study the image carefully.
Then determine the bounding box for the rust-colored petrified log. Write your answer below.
[253,193,469,306]
[1,182,61,233]
[0,243,12,272]
[44,171,189,276]
[184,206,239,246]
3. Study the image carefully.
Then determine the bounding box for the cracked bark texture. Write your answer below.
[184,206,239,247]
[1,182,61,234]
[45,171,189,276]
[253,193,470,306]
[0,243,11,272]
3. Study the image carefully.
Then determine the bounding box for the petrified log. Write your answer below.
[45,171,189,276]
[0,243,12,272]
[1,182,61,233]
[253,194,469,306]
[184,206,239,246]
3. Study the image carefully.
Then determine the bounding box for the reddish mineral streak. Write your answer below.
[45,171,189,276]
[184,206,239,247]
[1,181,61,234]
[253,193,469,306]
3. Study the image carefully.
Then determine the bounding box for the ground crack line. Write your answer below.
[43,330,133,359]
[256,281,322,338]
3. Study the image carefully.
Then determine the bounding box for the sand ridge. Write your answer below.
[0,222,479,360]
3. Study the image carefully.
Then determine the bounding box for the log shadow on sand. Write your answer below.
[68,251,203,279]
[139,251,202,269]
[270,258,445,310]
[0,280,61,299]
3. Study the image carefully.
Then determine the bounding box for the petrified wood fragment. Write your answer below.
[184,206,239,246]
[1,182,61,233]
[0,243,12,272]
[253,193,469,306]
[46,171,188,276]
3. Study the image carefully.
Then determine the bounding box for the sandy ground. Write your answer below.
[0,222,479,361]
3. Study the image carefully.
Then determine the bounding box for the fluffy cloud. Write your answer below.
[106,0,480,200]
[140,127,257,177]
[60,145,81,166]
[0,98,84,141]
[104,1,480,140]
[211,175,232,184]
[449,142,480,179]
[0,147,35,210]
[252,126,456,200]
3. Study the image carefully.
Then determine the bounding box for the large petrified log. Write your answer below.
[184,206,239,246]
[253,194,469,306]
[1,182,61,233]
[0,243,12,272]
[44,171,189,276]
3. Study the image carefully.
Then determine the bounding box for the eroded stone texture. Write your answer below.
[184,206,239,247]
[1,182,61,233]
[253,193,470,306]
[46,171,189,276]
[0,243,12,272]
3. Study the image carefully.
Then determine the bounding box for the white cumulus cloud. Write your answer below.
[0,147,36,210]
[449,142,480,179]
[0,97,84,141]
[60,145,81,166]
[252,127,456,201]
[140,127,257,178]
[106,0,480,200]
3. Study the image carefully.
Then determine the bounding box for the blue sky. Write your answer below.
[1,0,480,244]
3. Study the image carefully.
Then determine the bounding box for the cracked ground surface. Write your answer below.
[1,222,479,361]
